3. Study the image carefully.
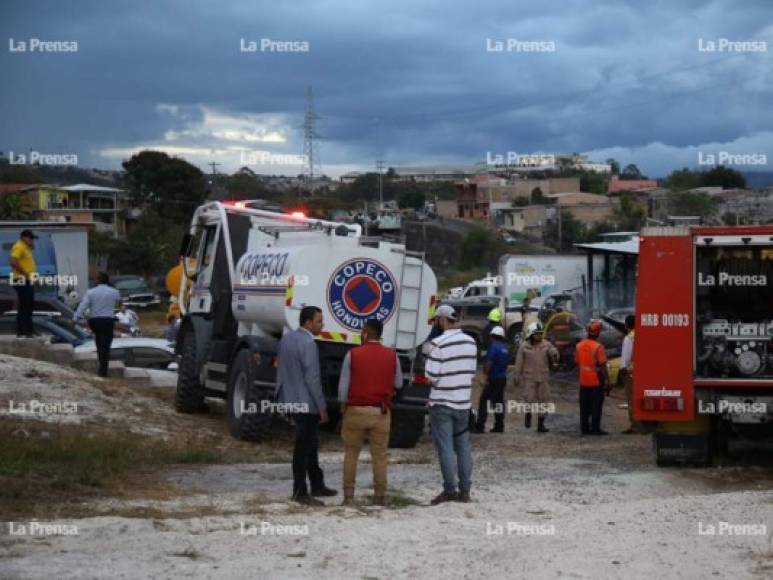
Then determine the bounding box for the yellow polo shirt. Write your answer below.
[10,240,36,282]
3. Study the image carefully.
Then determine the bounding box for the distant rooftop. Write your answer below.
[60,183,125,193]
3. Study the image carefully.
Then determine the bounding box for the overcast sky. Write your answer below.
[1,0,772,178]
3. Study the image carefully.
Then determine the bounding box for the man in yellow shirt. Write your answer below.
[9,229,38,338]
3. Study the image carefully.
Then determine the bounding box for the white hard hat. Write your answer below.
[489,326,505,338]
[526,321,544,339]
[434,304,457,321]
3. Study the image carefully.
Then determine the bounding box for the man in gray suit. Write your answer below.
[276,305,337,505]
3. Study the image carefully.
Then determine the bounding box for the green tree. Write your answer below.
[0,192,35,219]
[460,227,494,269]
[0,161,41,184]
[90,208,186,277]
[702,165,746,189]
[606,158,620,175]
[543,210,587,252]
[122,150,207,224]
[620,164,644,180]
[397,188,425,210]
[666,168,703,191]
[612,192,647,231]
[580,171,608,194]
[226,168,272,200]
[667,191,719,220]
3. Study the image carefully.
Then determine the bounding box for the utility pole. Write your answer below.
[302,87,322,197]
[376,160,385,207]
[207,162,221,198]
[557,204,563,252]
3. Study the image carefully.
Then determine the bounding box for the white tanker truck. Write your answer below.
[173,201,438,447]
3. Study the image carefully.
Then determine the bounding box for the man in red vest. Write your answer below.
[338,318,403,506]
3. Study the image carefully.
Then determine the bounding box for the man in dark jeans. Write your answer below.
[74,272,121,377]
[9,229,38,338]
[475,326,509,433]
[575,320,611,435]
[276,306,337,505]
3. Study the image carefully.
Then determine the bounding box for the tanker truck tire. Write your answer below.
[175,331,206,413]
[226,349,272,442]
[388,410,425,448]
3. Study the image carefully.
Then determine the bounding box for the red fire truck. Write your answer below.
[634,226,773,465]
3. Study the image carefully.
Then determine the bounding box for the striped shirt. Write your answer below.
[425,328,477,410]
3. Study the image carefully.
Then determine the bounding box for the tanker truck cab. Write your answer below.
[174,201,438,448]
[634,226,773,465]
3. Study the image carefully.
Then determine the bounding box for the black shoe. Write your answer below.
[537,418,549,433]
[490,426,504,433]
[311,487,338,497]
[293,494,324,506]
[590,430,609,436]
[430,491,458,505]
[524,413,532,429]
[456,491,471,503]
[473,425,485,434]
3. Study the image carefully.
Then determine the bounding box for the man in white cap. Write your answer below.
[425,304,477,504]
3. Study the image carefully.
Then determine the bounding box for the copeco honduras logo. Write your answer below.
[327,258,397,331]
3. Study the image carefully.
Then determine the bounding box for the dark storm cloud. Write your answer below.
[1,0,771,177]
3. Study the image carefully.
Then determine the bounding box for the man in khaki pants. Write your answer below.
[338,318,403,506]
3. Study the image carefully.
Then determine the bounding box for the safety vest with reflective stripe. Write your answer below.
[575,338,607,387]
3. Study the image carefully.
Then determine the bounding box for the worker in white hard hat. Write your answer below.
[474,325,509,433]
[514,320,559,432]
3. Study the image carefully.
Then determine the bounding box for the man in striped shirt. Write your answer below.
[425,304,477,504]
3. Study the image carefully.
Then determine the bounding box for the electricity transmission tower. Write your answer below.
[301,87,322,196]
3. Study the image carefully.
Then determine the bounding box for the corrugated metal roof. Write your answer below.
[574,236,640,254]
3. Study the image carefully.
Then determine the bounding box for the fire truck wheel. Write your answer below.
[226,349,272,442]
[388,410,425,448]
[174,330,206,413]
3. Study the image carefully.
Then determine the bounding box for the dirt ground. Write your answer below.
[1,356,772,579]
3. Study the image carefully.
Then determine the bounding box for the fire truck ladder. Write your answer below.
[395,250,425,350]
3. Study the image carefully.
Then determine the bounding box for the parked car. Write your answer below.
[439,296,503,352]
[75,338,177,371]
[0,312,91,346]
[110,275,160,308]
[0,290,76,319]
